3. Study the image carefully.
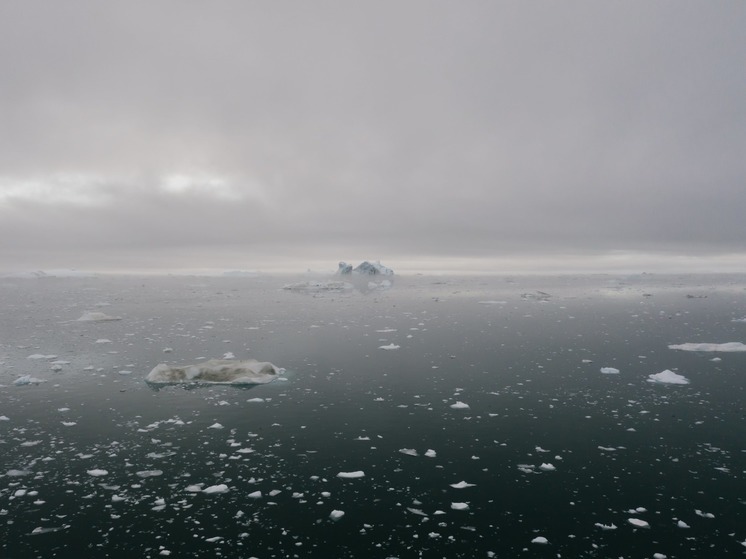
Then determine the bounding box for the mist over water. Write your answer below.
[1,274,745,557]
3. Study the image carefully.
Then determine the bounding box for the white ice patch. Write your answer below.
[450,502,469,510]
[146,359,282,385]
[399,448,418,457]
[627,518,650,528]
[668,342,746,352]
[329,510,345,521]
[600,367,620,374]
[647,370,690,385]
[379,344,400,350]
[202,484,229,495]
[539,463,556,472]
[424,449,436,458]
[450,481,476,489]
[86,469,108,477]
[14,375,46,385]
[531,536,549,544]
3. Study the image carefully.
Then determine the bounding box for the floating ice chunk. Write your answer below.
[668,342,746,352]
[531,536,549,544]
[399,448,418,457]
[676,520,690,528]
[77,312,121,322]
[647,370,690,385]
[450,401,470,409]
[478,300,507,305]
[14,375,46,385]
[61,421,77,427]
[329,510,345,521]
[136,470,163,478]
[379,344,400,350]
[337,471,365,479]
[246,398,265,403]
[87,469,108,477]
[27,354,57,360]
[95,339,112,344]
[600,367,620,374]
[7,469,31,476]
[203,484,229,495]
[248,490,262,499]
[147,359,281,385]
[694,509,714,518]
[627,518,650,528]
[424,449,436,458]
[0,416,9,421]
[539,463,556,472]
[594,522,617,530]
[185,485,203,493]
[653,554,667,559]
[450,481,476,489]
[451,502,469,510]
[207,423,224,429]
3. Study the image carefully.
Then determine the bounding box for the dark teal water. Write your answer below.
[1,274,745,557]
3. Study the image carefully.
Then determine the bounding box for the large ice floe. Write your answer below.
[668,342,746,352]
[146,359,282,385]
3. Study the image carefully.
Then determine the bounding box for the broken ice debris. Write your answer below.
[146,359,282,385]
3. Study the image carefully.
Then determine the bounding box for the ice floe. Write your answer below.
[531,536,549,544]
[14,375,46,385]
[379,344,400,350]
[450,481,476,489]
[600,367,620,374]
[87,469,108,477]
[450,401,470,410]
[336,471,365,479]
[203,484,229,495]
[647,370,690,385]
[77,311,122,322]
[668,342,746,352]
[627,518,650,528]
[146,359,281,385]
[329,510,345,521]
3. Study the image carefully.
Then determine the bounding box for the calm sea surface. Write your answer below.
[1,274,745,558]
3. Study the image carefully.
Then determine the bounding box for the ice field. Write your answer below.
[1,273,745,557]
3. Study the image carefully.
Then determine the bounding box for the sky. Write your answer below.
[1,1,744,275]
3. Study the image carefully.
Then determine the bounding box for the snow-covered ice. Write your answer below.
[146,359,281,385]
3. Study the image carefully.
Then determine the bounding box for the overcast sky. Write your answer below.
[1,1,744,274]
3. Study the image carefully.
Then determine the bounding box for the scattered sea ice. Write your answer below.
[14,375,46,385]
[600,367,620,374]
[248,491,262,499]
[450,481,476,489]
[627,518,649,528]
[531,536,548,544]
[424,449,436,458]
[539,463,556,472]
[203,484,229,495]
[379,344,400,350]
[451,502,469,511]
[329,510,345,521]
[207,423,224,429]
[647,370,689,385]
[399,448,418,457]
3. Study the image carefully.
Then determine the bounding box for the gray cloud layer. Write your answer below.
[1,1,744,272]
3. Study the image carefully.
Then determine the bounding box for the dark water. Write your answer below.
[1,273,745,558]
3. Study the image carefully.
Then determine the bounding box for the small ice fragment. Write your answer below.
[185,485,203,493]
[676,520,690,528]
[0,416,9,421]
[627,518,650,528]
[248,490,262,499]
[77,311,121,322]
[329,510,345,521]
[600,367,620,374]
[594,523,617,530]
[337,471,365,479]
[450,481,476,489]
[61,421,77,427]
[450,401,470,409]
[653,554,667,559]
[136,470,163,478]
[95,339,112,344]
[694,509,714,518]
[14,375,46,385]
[450,502,469,510]
[207,423,224,429]
[399,448,418,457]
[531,536,549,544]
[539,463,556,472]
[202,484,229,495]
[87,469,108,477]
[246,398,264,403]
[379,344,400,350]
[424,449,436,458]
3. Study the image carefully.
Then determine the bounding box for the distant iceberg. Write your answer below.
[146,359,282,385]
[668,342,746,352]
[337,261,394,276]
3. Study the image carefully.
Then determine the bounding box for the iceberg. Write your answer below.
[668,342,746,352]
[337,261,394,276]
[647,370,690,385]
[282,281,353,293]
[146,359,281,385]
